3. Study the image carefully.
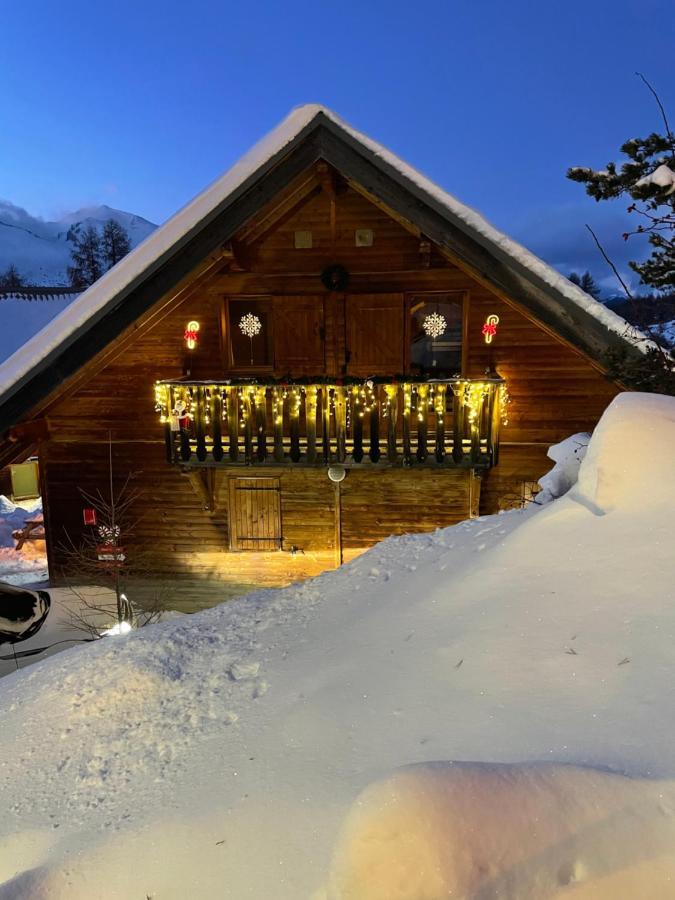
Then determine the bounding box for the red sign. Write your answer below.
[83,508,97,526]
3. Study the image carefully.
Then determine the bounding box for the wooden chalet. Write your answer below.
[0,106,640,591]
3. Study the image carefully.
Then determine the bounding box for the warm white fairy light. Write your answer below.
[422,312,447,339]
[239,313,262,338]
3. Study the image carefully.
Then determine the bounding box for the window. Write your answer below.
[228,477,282,551]
[407,293,464,377]
[227,297,274,370]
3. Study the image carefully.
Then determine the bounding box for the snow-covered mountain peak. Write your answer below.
[0,199,157,286]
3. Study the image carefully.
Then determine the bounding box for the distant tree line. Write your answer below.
[0,218,133,295]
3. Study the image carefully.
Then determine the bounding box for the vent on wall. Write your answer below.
[294,230,313,249]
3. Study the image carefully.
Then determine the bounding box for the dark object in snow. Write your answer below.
[0,582,51,644]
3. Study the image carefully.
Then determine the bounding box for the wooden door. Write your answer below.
[229,477,282,550]
[274,296,325,374]
[346,294,404,375]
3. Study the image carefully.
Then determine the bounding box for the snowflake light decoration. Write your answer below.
[239,313,262,339]
[422,312,447,339]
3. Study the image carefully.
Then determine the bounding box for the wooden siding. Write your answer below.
[340,469,473,548]
[35,175,621,584]
[41,439,472,585]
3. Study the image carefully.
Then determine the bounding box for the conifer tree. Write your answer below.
[569,270,601,299]
[68,225,103,288]
[567,76,674,394]
[567,84,674,292]
[101,218,131,268]
[0,264,25,291]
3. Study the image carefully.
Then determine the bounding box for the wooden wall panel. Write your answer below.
[274,296,325,374]
[466,290,619,444]
[253,187,423,273]
[340,469,473,548]
[346,294,404,375]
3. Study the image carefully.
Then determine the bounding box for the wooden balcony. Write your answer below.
[154,378,506,470]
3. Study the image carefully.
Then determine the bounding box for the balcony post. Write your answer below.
[242,388,254,464]
[385,384,398,463]
[255,386,267,462]
[305,386,318,463]
[322,387,331,463]
[211,388,224,462]
[368,385,380,463]
[351,386,363,463]
[290,387,301,463]
[402,383,412,465]
[416,384,429,463]
[434,384,446,463]
[226,387,239,462]
[272,387,285,462]
[334,386,347,462]
[452,385,464,464]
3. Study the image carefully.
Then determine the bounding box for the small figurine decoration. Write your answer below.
[171,398,191,432]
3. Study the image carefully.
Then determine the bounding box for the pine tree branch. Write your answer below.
[585,224,671,364]
[636,72,675,158]
[585,225,635,300]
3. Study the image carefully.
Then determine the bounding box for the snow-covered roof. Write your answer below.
[0,104,645,428]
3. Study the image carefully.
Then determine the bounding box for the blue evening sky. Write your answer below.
[2,0,673,290]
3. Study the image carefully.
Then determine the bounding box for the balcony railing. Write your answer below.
[154,378,506,469]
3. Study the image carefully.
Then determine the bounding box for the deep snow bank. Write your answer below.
[321,761,675,900]
[1,393,675,899]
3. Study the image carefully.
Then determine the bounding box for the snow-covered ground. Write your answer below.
[650,318,675,348]
[1,392,674,898]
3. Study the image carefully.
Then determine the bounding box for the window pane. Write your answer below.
[228,298,273,369]
[408,294,463,376]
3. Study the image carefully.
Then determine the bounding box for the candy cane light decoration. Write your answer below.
[184,320,200,350]
[482,314,499,344]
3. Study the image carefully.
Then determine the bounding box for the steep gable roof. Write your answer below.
[0,104,643,431]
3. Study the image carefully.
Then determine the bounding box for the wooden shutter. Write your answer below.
[346,294,404,375]
[229,477,282,550]
[274,296,325,374]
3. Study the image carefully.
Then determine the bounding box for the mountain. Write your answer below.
[0,201,157,286]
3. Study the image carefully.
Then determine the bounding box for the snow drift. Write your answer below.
[1,392,675,899]
[320,761,675,900]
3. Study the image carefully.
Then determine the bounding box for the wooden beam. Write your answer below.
[181,467,219,512]
[235,169,322,244]
[207,268,464,296]
[240,184,322,250]
[9,418,49,443]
